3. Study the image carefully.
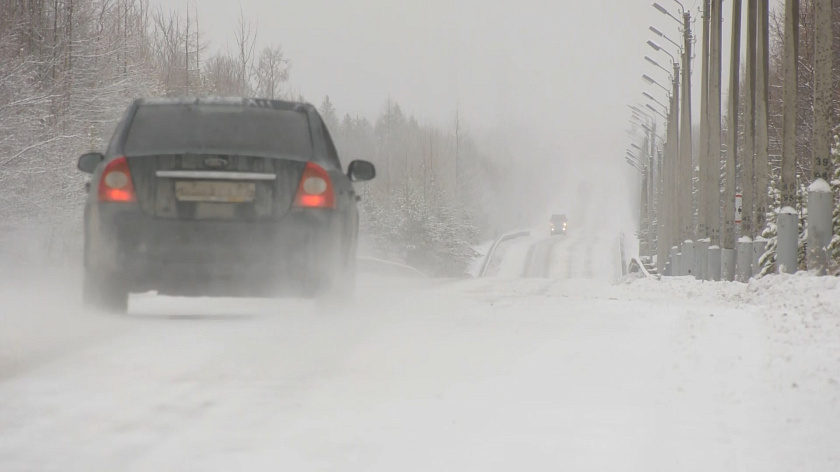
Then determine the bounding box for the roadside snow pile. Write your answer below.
[618,271,646,284]
[625,273,840,317]
[624,273,840,416]
[719,273,840,314]
[616,272,840,460]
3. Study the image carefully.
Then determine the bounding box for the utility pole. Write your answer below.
[654,103,672,275]
[455,109,461,193]
[648,121,657,258]
[634,125,657,258]
[754,0,770,274]
[630,133,652,257]
[708,0,723,280]
[696,0,711,280]
[679,11,695,275]
[657,139,669,274]
[656,144,667,273]
[669,61,681,274]
[723,0,742,281]
[738,0,757,282]
[743,0,757,240]
[186,6,190,94]
[777,0,799,274]
[641,157,650,257]
[808,0,834,275]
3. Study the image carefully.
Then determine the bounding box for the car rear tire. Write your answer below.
[83,272,129,314]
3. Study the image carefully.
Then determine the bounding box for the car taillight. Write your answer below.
[294,162,335,209]
[98,156,136,203]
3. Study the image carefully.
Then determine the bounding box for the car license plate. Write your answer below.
[174,181,256,203]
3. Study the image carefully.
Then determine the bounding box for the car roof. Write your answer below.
[134,97,313,112]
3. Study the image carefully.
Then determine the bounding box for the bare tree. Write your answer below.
[234,5,257,96]
[254,45,289,99]
[150,3,205,96]
[203,52,243,96]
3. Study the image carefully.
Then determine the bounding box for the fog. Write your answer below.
[147,0,685,232]
[1,0,675,323]
[5,1,840,468]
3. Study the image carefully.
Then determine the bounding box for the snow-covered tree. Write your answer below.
[0,0,292,262]
[759,182,782,276]
[826,135,840,274]
[756,1,840,272]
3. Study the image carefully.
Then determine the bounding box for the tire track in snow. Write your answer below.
[564,234,586,279]
[523,237,561,278]
[548,235,574,279]
[557,178,619,280]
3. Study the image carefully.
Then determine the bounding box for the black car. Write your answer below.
[77,97,375,313]
[550,214,568,236]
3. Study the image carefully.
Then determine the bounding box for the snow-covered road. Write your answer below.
[1,269,838,471]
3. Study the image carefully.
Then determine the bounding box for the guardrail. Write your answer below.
[356,256,430,278]
[478,231,530,278]
[627,257,655,278]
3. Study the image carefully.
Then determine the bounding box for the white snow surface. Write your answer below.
[739,236,754,243]
[780,206,798,215]
[1,269,839,471]
[809,178,832,193]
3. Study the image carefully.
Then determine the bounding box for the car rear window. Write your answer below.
[123,104,313,159]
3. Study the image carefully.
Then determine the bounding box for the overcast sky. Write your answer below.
[150,2,692,157]
[148,0,768,216]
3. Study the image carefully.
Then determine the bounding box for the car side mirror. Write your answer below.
[348,160,376,182]
[78,152,104,174]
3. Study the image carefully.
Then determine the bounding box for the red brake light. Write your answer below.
[98,156,136,203]
[294,162,335,209]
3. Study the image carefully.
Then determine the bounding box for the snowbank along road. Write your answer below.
[1,247,839,470]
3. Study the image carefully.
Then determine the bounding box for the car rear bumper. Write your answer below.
[86,204,348,295]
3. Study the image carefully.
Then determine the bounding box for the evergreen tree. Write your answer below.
[797,183,809,271]
[759,183,782,276]
[319,96,339,133]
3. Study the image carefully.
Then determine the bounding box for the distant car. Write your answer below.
[78,97,376,313]
[550,214,568,236]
